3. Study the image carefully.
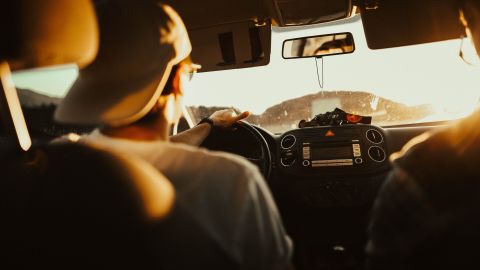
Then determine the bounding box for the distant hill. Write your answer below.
[17,88,61,107]
[10,88,435,136]
[188,91,435,133]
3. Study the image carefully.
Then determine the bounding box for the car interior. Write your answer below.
[1,0,478,269]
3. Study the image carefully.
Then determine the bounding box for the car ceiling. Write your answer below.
[162,0,352,29]
[160,0,465,72]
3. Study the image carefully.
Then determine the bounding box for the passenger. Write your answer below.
[366,1,480,269]
[54,1,292,269]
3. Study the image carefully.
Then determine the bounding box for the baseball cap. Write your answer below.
[55,0,192,126]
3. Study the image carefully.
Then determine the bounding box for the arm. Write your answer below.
[169,122,212,146]
[170,109,250,146]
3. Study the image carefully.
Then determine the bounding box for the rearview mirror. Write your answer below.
[282,32,355,59]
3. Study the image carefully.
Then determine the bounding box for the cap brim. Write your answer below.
[55,58,173,126]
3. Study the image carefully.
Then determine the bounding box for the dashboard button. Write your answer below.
[302,160,311,167]
[355,157,363,164]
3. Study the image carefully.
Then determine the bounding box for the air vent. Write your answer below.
[280,157,296,167]
[366,129,383,144]
[281,134,296,149]
[368,146,386,163]
[280,149,296,167]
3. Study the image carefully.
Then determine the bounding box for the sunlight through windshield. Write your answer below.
[184,15,480,133]
[12,15,480,134]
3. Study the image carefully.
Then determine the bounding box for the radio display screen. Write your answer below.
[311,146,352,160]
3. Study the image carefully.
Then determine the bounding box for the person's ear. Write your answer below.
[171,65,184,97]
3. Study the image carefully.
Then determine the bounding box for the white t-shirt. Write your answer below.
[81,129,292,270]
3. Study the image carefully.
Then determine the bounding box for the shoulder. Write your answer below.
[389,114,480,202]
[393,110,480,175]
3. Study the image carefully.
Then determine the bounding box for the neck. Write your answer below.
[100,113,170,141]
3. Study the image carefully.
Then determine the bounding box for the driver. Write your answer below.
[54,1,292,269]
[366,0,480,269]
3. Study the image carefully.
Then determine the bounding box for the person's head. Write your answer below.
[55,0,197,128]
[136,56,200,127]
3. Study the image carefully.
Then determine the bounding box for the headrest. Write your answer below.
[0,0,98,70]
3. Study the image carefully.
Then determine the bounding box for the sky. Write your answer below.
[12,14,480,118]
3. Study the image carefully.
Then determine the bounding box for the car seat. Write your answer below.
[0,1,174,268]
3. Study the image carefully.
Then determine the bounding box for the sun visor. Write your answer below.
[360,0,465,49]
[162,0,272,72]
[188,20,271,72]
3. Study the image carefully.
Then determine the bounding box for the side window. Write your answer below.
[12,66,93,140]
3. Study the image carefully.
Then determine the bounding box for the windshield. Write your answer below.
[12,15,480,134]
[184,15,480,133]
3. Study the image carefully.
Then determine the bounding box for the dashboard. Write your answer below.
[202,122,431,270]
[272,125,390,207]
[200,120,446,270]
[203,123,391,205]
[268,125,391,269]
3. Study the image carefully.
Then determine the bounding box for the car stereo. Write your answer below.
[302,141,363,168]
[278,125,388,175]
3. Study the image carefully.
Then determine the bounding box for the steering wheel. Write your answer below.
[200,120,272,180]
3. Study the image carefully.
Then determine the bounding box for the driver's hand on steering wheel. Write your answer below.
[210,109,250,129]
